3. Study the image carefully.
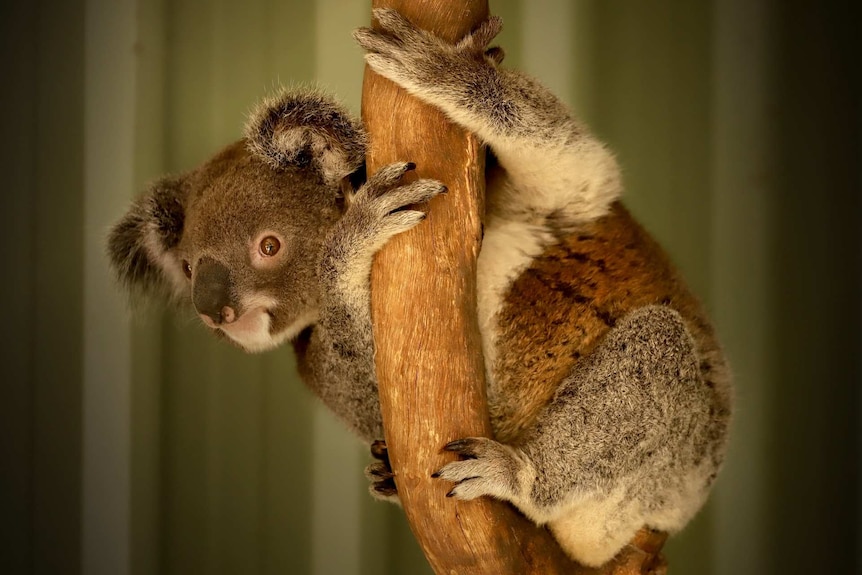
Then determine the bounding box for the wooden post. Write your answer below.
[362,2,668,573]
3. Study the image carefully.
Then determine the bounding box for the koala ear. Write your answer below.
[106,176,189,301]
[245,88,367,188]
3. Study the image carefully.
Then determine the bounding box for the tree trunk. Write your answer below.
[362,1,668,573]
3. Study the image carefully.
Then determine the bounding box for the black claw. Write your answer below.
[373,482,397,497]
[440,185,448,194]
[370,467,394,480]
[485,46,505,65]
[443,438,481,459]
[445,489,456,498]
[443,439,469,452]
[431,471,441,478]
[373,475,397,494]
[370,440,388,460]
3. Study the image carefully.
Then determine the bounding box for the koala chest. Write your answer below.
[477,202,700,444]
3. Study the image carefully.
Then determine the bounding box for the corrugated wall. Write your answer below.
[1,0,86,573]
[0,1,858,574]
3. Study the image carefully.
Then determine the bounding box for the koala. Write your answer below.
[108,9,732,568]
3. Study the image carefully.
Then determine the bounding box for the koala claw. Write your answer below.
[366,460,394,481]
[366,462,399,501]
[362,161,415,197]
[484,46,505,66]
[455,15,503,54]
[370,439,390,463]
[432,437,526,503]
[366,440,400,503]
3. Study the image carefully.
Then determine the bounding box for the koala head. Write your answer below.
[107,89,366,352]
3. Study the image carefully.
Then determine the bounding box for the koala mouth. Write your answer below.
[201,306,276,353]
[201,305,316,354]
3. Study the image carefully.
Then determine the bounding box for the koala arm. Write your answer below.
[294,163,446,443]
[355,10,622,226]
[293,280,382,443]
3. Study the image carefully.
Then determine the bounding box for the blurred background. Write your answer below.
[0,0,858,573]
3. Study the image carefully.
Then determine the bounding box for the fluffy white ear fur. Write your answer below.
[106,176,190,302]
[245,88,367,187]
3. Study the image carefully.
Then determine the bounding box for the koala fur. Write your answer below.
[107,9,732,568]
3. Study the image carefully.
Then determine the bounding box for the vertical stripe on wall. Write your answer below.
[521,0,573,105]
[0,0,86,572]
[83,0,136,572]
[767,3,859,571]
[710,1,774,573]
[0,2,39,571]
[34,0,87,572]
[568,0,597,124]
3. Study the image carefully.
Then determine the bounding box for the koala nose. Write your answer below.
[192,257,237,325]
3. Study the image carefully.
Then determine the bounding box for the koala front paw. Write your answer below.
[348,161,446,248]
[321,162,445,282]
[354,9,504,95]
[432,437,528,503]
[357,161,445,230]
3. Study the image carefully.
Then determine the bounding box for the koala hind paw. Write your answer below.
[365,440,401,504]
[432,437,526,502]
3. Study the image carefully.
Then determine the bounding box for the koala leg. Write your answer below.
[434,306,720,567]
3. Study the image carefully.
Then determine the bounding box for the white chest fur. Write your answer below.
[476,192,555,393]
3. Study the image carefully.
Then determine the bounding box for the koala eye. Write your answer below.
[182,260,192,279]
[259,236,281,257]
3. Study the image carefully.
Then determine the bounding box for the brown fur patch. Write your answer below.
[490,202,730,444]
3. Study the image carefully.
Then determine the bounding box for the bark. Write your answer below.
[362,1,668,573]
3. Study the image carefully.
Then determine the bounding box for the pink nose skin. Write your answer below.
[199,306,237,328]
